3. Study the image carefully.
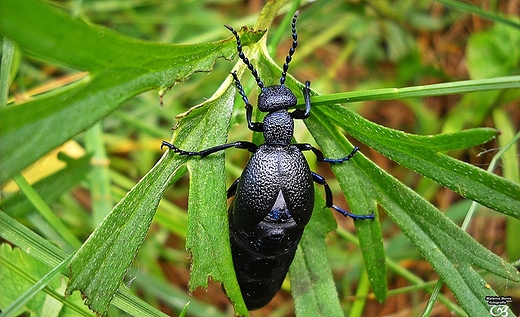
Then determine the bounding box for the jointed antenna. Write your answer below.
[225,25,264,89]
[280,11,299,85]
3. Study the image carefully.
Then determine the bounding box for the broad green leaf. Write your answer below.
[0,0,258,185]
[66,73,243,315]
[170,83,247,314]
[289,192,346,316]
[306,104,519,316]
[66,151,183,314]
[321,105,520,218]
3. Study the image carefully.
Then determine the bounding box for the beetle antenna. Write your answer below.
[225,24,264,89]
[280,11,299,85]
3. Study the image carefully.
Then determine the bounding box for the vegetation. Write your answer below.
[1,0,519,316]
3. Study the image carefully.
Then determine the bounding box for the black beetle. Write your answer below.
[162,11,374,310]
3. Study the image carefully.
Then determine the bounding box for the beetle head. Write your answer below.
[258,85,297,112]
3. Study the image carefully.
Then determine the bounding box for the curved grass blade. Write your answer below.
[0,0,262,184]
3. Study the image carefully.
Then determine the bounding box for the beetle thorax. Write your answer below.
[263,110,294,145]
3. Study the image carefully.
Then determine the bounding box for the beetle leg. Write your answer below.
[227,178,240,199]
[161,140,257,157]
[290,80,311,119]
[295,144,359,163]
[321,146,359,163]
[311,172,374,220]
[230,72,264,132]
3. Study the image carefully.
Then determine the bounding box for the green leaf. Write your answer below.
[289,192,346,316]
[306,104,520,316]
[66,150,183,314]
[303,108,388,303]
[320,105,520,218]
[5,2,518,316]
[65,72,243,315]
[0,0,250,185]
[171,83,248,314]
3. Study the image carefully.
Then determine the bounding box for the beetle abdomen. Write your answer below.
[228,191,305,310]
[228,145,315,309]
